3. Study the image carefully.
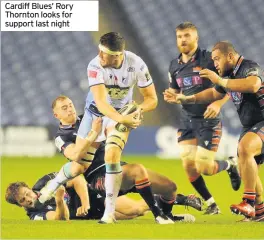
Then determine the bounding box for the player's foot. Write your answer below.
[226,156,241,191]
[185,194,203,211]
[155,215,174,224]
[174,194,203,211]
[204,203,221,215]
[172,214,196,223]
[230,200,255,218]
[98,214,117,224]
[252,214,264,222]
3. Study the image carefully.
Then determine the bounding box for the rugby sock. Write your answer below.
[159,196,176,215]
[190,175,213,202]
[243,190,256,207]
[103,163,122,218]
[135,178,160,217]
[255,202,264,217]
[38,162,74,203]
[213,160,230,174]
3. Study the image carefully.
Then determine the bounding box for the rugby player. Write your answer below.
[163,22,241,215]
[37,95,202,224]
[165,41,264,220]
[6,170,198,222]
[38,32,159,224]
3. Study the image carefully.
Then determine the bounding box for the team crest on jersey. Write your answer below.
[229,91,243,104]
[127,66,135,72]
[193,66,202,72]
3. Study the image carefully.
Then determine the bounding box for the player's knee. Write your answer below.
[126,163,148,179]
[195,147,215,175]
[180,145,197,170]
[238,142,254,159]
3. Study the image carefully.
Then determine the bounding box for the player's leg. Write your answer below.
[145,169,203,212]
[120,164,173,223]
[195,120,241,191]
[114,196,149,220]
[230,132,261,217]
[99,123,129,223]
[179,134,218,214]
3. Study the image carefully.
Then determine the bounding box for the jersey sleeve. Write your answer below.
[28,211,48,220]
[136,57,153,88]
[54,135,73,154]
[244,64,264,83]
[87,62,105,87]
[168,61,180,90]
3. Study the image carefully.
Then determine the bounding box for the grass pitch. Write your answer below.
[1,155,264,239]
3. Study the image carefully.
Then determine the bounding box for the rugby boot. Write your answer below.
[204,203,221,215]
[230,200,255,218]
[175,194,203,211]
[98,213,117,224]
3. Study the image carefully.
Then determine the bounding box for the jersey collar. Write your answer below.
[177,47,200,64]
[231,55,244,77]
[59,116,80,129]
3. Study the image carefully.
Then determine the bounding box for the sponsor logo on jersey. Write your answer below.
[127,66,135,72]
[183,77,193,86]
[88,70,97,78]
[97,194,102,199]
[229,91,242,104]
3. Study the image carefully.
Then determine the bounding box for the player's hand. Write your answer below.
[163,89,194,104]
[121,108,142,129]
[204,101,221,119]
[76,204,90,217]
[92,117,102,134]
[199,69,221,84]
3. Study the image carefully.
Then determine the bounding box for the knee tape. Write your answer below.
[195,146,216,163]
[63,162,74,179]
[106,130,127,151]
[179,145,197,161]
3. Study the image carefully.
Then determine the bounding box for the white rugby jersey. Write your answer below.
[85,51,153,110]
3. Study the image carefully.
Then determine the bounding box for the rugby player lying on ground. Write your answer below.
[5,170,201,222]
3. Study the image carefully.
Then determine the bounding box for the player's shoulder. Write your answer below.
[240,58,263,76]
[125,51,145,65]
[88,56,102,70]
[199,48,212,60]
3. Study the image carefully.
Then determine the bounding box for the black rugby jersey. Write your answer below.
[215,56,264,127]
[169,48,218,117]
[54,115,83,156]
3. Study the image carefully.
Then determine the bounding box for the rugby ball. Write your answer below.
[115,102,139,132]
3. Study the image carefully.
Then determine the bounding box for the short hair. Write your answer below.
[52,95,69,110]
[176,22,198,32]
[100,32,125,52]
[212,41,237,55]
[5,182,29,206]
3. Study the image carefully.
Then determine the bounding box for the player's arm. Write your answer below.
[200,69,261,93]
[138,84,158,113]
[55,118,102,162]
[91,84,124,122]
[204,94,230,119]
[44,186,70,220]
[66,175,90,217]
